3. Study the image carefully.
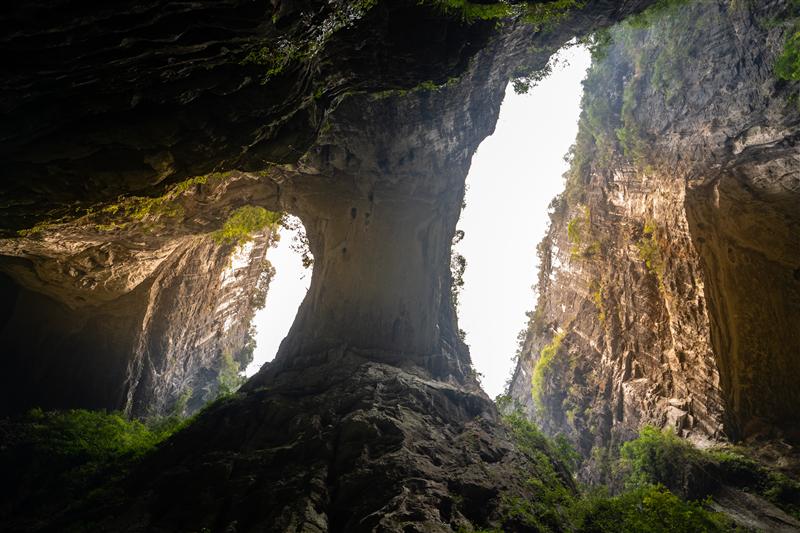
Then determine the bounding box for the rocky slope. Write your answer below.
[509,0,800,480]
[19,349,577,532]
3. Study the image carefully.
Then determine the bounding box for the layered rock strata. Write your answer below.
[509,0,800,478]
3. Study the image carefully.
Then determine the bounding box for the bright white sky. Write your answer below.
[247,45,591,397]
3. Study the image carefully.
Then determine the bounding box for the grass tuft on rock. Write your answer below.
[213,206,282,245]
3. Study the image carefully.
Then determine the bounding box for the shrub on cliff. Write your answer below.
[498,414,731,532]
[777,26,800,82]
[531,330,568,413]
[618,425,800,520]
[618,426,707,496]
[213,206,282,245]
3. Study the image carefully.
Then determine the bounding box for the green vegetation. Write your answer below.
[0,408,189,512]
[243,1,377,82]
[776,29,800,81]
[431,0,515,22]
[500,411,580,530]
[369,77,461,99]
[624,0,691,29]
[574,484,731,532]
[431,0,582,27]
[242,40,302,78]
[531,330,567,410]
[9,408,173,460]
[213,206,282,246]
[619,425,700,490]
[16,172,231,237]
[590,279,606,324]
[522,0,584,31]
[566,206,601,260]
[217,350,246,396]
[101,193,182,223]
[558,0,705,195]
[776,0,800,84]
[636,219,664,281]
[619,426,800,520]
[282,216,314,269]
[496,414,732,532]
[451,229,467,308]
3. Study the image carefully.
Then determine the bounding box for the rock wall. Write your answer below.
[0,172,278,417]
[1,0,657,418]
[509,0,800,478]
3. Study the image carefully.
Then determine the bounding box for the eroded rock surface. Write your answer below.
[2,348,572,532]
[509,0,800,478]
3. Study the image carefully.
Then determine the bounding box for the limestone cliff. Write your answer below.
[508,0,800,479]
[0,171,278,416]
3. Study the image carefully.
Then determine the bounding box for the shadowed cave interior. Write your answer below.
[1,0,800,531]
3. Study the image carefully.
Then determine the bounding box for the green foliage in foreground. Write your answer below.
[213,206,282,245]
[575,484,731,532]
[619,425,701,490]
[498,414,733,532]
[9,408,173,461]
[620,426,800,520]
[531,330,567,410]
[776,27,800,82]
[0,408,190,514]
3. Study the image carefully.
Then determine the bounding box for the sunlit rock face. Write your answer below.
[509,0,800,478]
[0,174,277,416]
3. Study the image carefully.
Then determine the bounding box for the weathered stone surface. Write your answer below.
[509,0,800,476]
[19,347,574,532]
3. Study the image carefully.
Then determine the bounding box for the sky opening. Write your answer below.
[455,44,591,398]
[246,44,591,392]
[246,218,311,376]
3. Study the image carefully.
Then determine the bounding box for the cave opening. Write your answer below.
[456,44,591,398]
[246,215,312,376]
[2,0,799,530]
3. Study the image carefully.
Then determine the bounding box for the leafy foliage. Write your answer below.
[776,0,800,84]
[282,214,314,268]
[216,350,247,397]
[500,411,578,530]
[451,229,467,308]
[0,408,189,516]
[213,206,282,246]
[636,219,664,281]
[531,330,567,411]
[431,0,582,26]
[566,206,600,260]
[575,484,731,532]
[776,30,800,81]
[497,414,731,532]
[242,1,377,82]
[619,426,701,490]
[618,426,800,520]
